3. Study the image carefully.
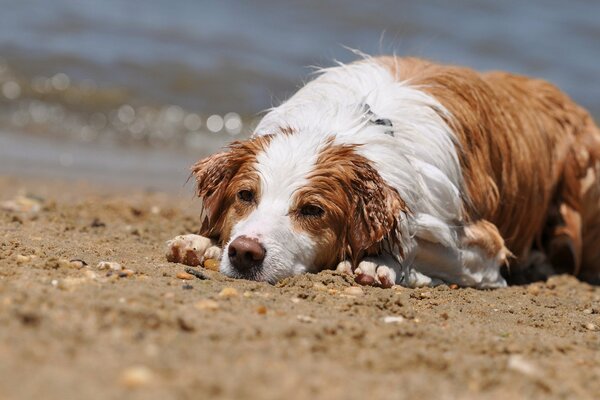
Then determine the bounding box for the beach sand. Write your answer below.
[1,175,599,399]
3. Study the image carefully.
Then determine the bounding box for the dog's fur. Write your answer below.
[170,56,600,288]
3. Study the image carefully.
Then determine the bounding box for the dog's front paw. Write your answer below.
[354,258,397,288]
[166,234,221,266]
[336,256,398,288]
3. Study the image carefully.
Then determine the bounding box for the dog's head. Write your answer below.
[193,132,408,283]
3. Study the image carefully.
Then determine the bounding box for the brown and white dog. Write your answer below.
[167,56,600,288]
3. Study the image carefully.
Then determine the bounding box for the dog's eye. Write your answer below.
[300,204,324,217]
[237,190,254,203]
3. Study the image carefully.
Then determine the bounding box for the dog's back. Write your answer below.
[380,56,600,282]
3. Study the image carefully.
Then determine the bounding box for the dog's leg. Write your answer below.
[165,234,221,266]
[457,220,511,287]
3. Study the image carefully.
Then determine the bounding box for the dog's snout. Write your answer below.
[228,236,266,272]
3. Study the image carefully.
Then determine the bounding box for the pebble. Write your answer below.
[507,355,541,378]
[176,272,194,280]
[194,299,219,311]
[184,267,208,280]
[118,269,135,278]
[119,366,154,388]
[527,285,541,296]
[16,254,35,264]
[203,258,220,271]
[97,261,122,271]
[449,284,459,290]
[418,291,432,299]
[343,286,364,296]
[584,323,597,331]
[297,315,316,323]
[219,287,239,298]
[383,316,405,324]
[1,195,42,213]
[256,305,267,315]
[69,259,87,268]
[582,308,593,315]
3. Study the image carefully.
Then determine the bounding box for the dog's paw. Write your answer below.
[349,256,397,288]
[165,234,221,266]
[335,260,353,275]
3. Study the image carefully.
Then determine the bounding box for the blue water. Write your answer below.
[1,0,598,114]
[0,0,598,187]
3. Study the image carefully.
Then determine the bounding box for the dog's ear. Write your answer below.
[192,148,243,238]
[345,163,408,265]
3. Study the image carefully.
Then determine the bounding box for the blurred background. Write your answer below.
[0,0,598,189]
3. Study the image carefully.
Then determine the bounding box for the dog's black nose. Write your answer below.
[228,236,266,272]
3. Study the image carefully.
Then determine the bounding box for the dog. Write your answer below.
[166,56,600,288]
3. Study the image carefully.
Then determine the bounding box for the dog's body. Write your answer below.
[167,56,600,288]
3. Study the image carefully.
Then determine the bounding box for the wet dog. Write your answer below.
[167,56,600,288]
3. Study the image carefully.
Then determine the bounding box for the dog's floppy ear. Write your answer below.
[345,161,408,265]
[192,151,235,237]
[192,145,249,238]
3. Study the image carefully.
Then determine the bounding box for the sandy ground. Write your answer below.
[1,175,599,400]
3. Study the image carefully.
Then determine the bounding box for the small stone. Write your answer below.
[15,254,32,264]
[203,258,220,271]
[290,297,301,304]
[57,259,72,269]
[182,284,193,290]
[97,261,122,271]
[507,355,540,377]
[119,366,154,388]
[583,309,593,315]
[449,284,459,290]
[383,316,405,324]
[1,195,42,213]
[118,269,135,278]
[177,316,195,332]
[176,272,194,280]
[184,267,208,280]
[297,315,316,323]
[584,323,597,331]
[219,287,239,298]
[256,305,267,315]
[194,299,219,311]
[527,285,541,296]
[343,286,364,296]
[69,259,87,268]
[419,291,432,299]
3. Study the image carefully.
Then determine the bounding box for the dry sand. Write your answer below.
[1,175,599,400]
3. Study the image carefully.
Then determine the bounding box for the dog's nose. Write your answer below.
[228,236,266,272]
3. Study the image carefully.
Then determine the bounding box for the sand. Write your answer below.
[1,175,599,400]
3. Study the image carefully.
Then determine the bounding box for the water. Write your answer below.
[0,0,598,187]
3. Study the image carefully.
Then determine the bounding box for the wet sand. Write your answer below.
[1,175,599,400]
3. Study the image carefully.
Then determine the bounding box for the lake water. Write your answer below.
[1,0,598,188]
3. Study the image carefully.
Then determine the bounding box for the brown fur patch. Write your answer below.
[292,140,408,269]
[377,56,600,278]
